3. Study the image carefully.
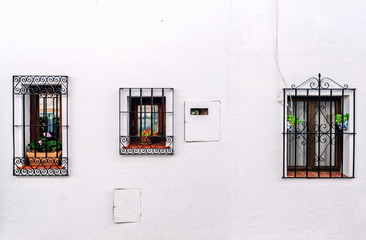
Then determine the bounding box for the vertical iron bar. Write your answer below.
[329,89,332,177]
[52,97,55,134]
[44,94,48,158]
[151,89,153,136]
[302,92,308,177]
[52,93,58,157]
[318,74,321,177]
[66,79,69,175]
[140,89,142,137]
[304,89,312,177]
[172,88,174,151]
[128,88,131,137]
[119,89,121,147]
[53,97,55,129]
[12,77,15,175]
[144,105,146,130]
[283,90,285,177]
[162,88,165,136]
[294,89,297,177]
[44,95,47,133]
[34,91,37,158]
[352,90,355,177]
[341,89,344,177]
[119,89,122,152]
[56,94,59,139]
[22,94,26,159]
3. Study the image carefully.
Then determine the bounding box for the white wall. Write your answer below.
[0,0,365,239]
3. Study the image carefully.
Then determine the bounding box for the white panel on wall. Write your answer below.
[113,188,142,223]
[184,101,221,142]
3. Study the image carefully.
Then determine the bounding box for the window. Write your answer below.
[119,88,174,155]
[283,74,355,178]
[13,76,69,176]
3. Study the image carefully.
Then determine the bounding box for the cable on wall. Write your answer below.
[275,0,293,113]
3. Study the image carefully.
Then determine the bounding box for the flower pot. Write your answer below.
[287,121,293,131]
[338,120,349,131]
[139,136,152,145]
[26,151,62,167]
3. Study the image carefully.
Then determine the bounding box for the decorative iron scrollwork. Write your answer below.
[120,136,174,155]
[13,157,68,176]
[291,73,348,90]
[13,75,68,95]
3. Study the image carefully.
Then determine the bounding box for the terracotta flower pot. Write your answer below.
[139,136,152,144]
[338,120,349,131]
[26,151,62,167]
[287,121,293,131]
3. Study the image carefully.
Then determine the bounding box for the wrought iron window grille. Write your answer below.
[283,74,355,178]
[13,75,69,176]
[119,88,174,155]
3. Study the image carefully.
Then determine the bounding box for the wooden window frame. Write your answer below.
[129,97,166,143]
[30,93,63,143]
[287,96,342,171]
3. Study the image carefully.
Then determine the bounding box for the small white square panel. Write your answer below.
[113,188,142,223]
[184,101,221,142]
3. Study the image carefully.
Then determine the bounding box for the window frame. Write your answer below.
[286,97,343,172]
[119,88,174,155]
[282,74,355,178]
[13,75,69,176]
[130,97,165,137]
[29,91,63,146]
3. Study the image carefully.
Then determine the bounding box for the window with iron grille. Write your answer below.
[13,76,69,176]
[283,74,355,178]
[119,88,174,155]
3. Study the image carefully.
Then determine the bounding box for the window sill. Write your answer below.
[286,171,349,178]
[18,165,66,170]
[123,143,171,149]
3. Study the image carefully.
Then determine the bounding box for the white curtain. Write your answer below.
[288,101,307,167]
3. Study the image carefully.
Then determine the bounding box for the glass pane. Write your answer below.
[39,94,61,140]
[137,105,159,134]
[288,101,307,167]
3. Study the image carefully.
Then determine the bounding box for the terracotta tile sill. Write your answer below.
[18,165,65,170]
[287,171,348,178]
[123,143,171,149]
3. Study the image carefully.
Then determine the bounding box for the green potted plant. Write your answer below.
[335,113,349,130]
[137,129,158,144]
[26,132,62,167]
[287,115,304,131]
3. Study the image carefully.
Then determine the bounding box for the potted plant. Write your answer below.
[26,132,62,167]
[335,113,349,131]
[137,129,158,144]
[287,115,304,131]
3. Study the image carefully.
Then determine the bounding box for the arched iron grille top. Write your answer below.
[289,73,349,90]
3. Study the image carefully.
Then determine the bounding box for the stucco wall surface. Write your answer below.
[0,0,365,239]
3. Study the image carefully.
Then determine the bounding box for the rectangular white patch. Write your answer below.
[184,100,221,142]
[113,188,142,223]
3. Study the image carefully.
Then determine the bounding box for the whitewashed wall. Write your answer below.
[0,0,365,239]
